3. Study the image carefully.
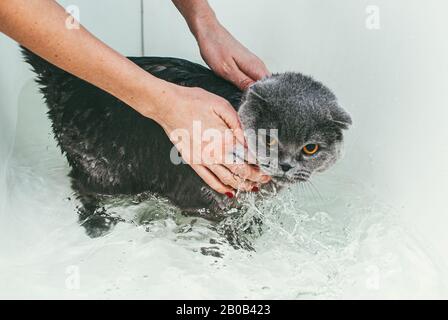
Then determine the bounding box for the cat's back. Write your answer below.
[132,57,241,102]
[22,49,241,197]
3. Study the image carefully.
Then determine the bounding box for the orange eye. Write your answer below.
[303,144,319,155]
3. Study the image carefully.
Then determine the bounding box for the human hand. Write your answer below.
[153,84,270,197]
[193,18,271,90]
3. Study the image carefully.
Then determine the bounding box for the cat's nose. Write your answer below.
[279,162,293,172]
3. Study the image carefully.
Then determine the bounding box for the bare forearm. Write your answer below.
[171,0,219,38]
[0,0,172,120]
[172,0,269,89]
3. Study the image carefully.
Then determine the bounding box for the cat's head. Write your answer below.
[238,72,352,185]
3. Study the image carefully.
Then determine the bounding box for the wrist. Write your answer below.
[126,73,178,123]
[189,11,221,41]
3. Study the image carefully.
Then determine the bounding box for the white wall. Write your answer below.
[143,0,448,263]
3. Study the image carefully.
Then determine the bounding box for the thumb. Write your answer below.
[222,59,255,90]
[236,57,271,82]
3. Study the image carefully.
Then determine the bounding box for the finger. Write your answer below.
[191,164,234,196]
[213,102,247,148]
[236,56,271,81]
[225,162,270,184]
[231,141,258,167]
[245,144,258,165]
[221,59,256,90]
[209,164,255,192]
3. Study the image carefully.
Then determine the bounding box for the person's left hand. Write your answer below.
[194,19,271,90]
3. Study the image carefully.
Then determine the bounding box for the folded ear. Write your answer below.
[329,105,352,129]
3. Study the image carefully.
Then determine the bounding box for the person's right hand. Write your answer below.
[153,84,270,197]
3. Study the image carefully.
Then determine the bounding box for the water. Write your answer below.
[1,93,446,299]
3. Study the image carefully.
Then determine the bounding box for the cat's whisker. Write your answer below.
[308,180,325,203]
[300,181,312,200]
[305,181,320,204]
[300,182,309,200]
[330,119,348,126]
[305,184,318,206]
[298,181,305,197]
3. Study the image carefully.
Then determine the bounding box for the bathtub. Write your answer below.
[0,0,447,299]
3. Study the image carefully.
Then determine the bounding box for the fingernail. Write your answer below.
[260,175,271,183]
[252,186,259,192]
[225,192,234,199]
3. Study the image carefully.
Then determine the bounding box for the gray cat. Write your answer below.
[22,48,351,236]
[239,73,351,186]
